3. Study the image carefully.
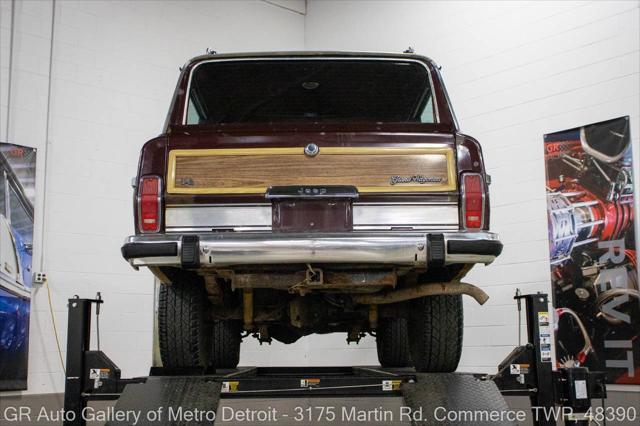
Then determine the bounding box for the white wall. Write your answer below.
[305,0,640,373]
[2,0,639,395]
[1,0,304,395]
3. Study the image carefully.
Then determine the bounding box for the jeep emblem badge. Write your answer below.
[304,143,319,157]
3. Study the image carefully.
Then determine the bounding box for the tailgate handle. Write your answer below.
[265,185,359,200]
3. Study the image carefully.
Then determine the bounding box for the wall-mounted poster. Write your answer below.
[0,142,36,391]
[544,116,638,384]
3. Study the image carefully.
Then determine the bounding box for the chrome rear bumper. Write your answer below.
[122,231,502,268]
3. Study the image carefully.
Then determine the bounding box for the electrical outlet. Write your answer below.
[33,272,47,284]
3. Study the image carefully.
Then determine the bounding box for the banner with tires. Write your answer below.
[0,142,36,391]
[544,116,639,384]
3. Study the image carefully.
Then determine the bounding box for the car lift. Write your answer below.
[62,292,606,426]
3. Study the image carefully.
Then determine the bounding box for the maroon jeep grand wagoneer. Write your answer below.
[122,52,502,372]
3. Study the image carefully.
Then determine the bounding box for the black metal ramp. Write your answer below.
[105,376,221,426]
[402,373,514,426]
[103,370,513,426]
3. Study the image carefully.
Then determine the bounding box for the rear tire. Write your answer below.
[158,281,211,368]
[376,317,412,367]
[211,319,242,369]
[407,295,463,372]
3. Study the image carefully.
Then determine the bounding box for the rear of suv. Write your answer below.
[122,52,502,372]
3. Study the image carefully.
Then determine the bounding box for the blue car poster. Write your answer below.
[0,142,35,391]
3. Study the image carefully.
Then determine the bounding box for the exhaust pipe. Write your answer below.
[352,281,489,305]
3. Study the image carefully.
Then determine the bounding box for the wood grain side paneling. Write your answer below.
[168,147,456,194]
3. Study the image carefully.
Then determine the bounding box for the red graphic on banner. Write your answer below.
[544,116,638,385]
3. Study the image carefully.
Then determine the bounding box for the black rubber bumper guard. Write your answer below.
[447,238,504,256]
[121,236,200,268]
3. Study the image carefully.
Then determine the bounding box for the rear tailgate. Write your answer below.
[163,130,459,233]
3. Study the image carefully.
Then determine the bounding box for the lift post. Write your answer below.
[492,293,607,426]
[62,296,144,426]
[63,297,93,424]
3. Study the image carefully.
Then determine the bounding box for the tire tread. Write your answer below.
[158,282,210,368]
[377,317,412,367]
[211,320,241,368]
[408,295,463,372]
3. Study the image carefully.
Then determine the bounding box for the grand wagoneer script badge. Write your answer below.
[389,175,444,185]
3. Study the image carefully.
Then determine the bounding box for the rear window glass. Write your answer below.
[185,59,435,124]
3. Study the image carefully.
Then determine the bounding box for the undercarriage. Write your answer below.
[152,261,489,372]
[159,262,473,341]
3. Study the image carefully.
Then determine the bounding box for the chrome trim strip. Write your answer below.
[354,225,458,231]
[182,57,439,125]
[354,200,458,205]
[166,205,272,228]
[124,231,500,268]
[353,204,458,227]
[165,200,458,209]
[165,203,459,230]
[166,225,459,233]
[132,255,181,267]
[165,203,271,207]
[168,226,272,233]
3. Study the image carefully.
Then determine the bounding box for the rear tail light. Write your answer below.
[138,176,162,233]
[462,173,485,230]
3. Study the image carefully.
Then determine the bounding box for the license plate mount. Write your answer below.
[267,186,358,233]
